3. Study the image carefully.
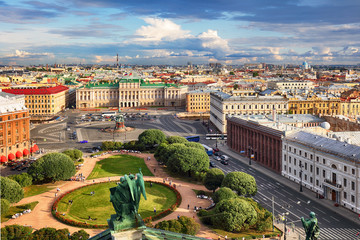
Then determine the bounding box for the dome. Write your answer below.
[320,122,331,130]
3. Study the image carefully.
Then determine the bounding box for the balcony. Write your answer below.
[323,179,342,190]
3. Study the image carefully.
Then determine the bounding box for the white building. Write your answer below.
[282,131,360,213]
[268,81,314,91]
[210,92,288,133]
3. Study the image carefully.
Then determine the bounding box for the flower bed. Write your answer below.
[52,180,181,229]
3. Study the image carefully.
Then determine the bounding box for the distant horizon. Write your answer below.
[1,0,359,65]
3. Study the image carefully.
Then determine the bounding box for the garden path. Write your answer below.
[2,152,220,239]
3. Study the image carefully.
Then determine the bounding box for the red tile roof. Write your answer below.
[2,85,68,95]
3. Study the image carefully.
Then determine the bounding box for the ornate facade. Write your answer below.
[76,78,187,109]
[288,94,340,115]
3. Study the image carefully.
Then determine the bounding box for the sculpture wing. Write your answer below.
[125,175,135,201]
[136,173,147,200]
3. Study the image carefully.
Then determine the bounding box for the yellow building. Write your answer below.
[288,94,340,115]
[186,90,217,113]
[3,86,69,120]
[340,89,360,117]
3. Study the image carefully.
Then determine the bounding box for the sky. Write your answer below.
[1,0,360,66]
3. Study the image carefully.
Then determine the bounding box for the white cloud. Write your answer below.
[6,50,54,58]
[197,30,231,55]
[134,18,191,42]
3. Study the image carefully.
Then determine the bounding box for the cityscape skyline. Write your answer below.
[1,0,360,65]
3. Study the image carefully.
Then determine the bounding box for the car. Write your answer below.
[213,147,220,152]
[221,160,228,165]
[214,152,220,156]
[221,155,230,161]
[213,156,221,161]
[79,140,88,143]
[209,161,216,167]
[67,127,71,131]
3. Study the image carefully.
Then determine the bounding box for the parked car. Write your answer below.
[213,147,220,152]
[221,160,228,165]
[79,140,88,143]
[214,152,220,156]
[221,155,230,161]
[213,156,221,161]
[210,161,216,167]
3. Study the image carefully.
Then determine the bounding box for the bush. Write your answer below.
[28,153,76,183]
[138,129,166,147]
[29,227,70,239]
[166,136,188,144]
[1,198,10,216]
[8,173,33,187]
[0,176,24,203]
[70,229,90,240]
[155,216,200,236]
[63,149,83,162]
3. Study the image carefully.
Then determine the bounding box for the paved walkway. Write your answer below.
[1,152,220,239]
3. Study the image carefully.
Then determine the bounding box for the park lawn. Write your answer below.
[87,154,153,180]
[23,183,59,198]
[1,201,39,223]
[57,182,176,225]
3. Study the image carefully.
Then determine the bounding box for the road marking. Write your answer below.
[313,207,326,214]
[330,216,340,222]
[273,190,286,198]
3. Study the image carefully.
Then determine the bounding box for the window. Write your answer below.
[305,163,307,170]
[289,167,292,174]
[352,195,355,203]
[304,174,307,181]
[343,192,347,199]
[344,178,347,187]
[294,170,297,175]
[344,166,347,172]
[294,149,297,154]
[310,154,313,160]
[284,165,287,171]
[316,156,319,162]
[316,179,319,186]
[323,159,326,164]
[289,157,291,163]
[299,150,302,156]
[305,152,307,158]
[310,177,313,183]
[316,167,319,175]
[352,169,355,175]
[351,181,355,191]
[284,154,287,161]
[294,158,297,166]
[310,165,313,173]
[323,170,326,178]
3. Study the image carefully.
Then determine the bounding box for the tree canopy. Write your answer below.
[212,198,257,232]
[138,129,166,147]
[0,176,24,203]
[1,225,33,240]
[1,199,10,216]
[203,168,225,193]
[167,145,209,176]
[221,171,257,197]
[8,173,33,187]
[62,149,83,162]
[27,153,76,183]
[212,187,238,204]
[166,136,188,144]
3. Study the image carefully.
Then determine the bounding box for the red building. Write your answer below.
[227,117,283,173]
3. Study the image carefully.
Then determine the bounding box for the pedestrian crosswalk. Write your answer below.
[295,227,360,240]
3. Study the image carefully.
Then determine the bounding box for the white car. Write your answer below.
[213,156,221,161]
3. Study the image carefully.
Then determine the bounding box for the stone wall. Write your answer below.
[323,116,360,132]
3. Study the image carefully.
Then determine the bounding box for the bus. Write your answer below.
[205,133,227,140]
[185,135,200,142]
[201,144,213,156]
[102,111,117,117]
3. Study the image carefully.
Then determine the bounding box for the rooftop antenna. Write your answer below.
[116,53,119,69]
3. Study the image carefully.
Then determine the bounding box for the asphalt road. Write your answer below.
[31,111,360,239]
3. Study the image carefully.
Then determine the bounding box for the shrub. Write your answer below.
[0,176,24,203]
[8,173,33,187]
[213,187,237,203]
[1,198,10,216]
[197,190,206,196]
[1,225,33,240]
[155,216,200,236]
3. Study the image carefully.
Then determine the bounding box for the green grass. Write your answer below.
[57,182,176,225]
[1,201,39,223]
[87,154,153,180]
[23,184,57,198]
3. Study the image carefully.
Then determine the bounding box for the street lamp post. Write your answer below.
[282,212,289,240]
[299,163,303,192]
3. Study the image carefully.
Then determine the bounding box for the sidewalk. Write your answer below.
[219,143,360,228]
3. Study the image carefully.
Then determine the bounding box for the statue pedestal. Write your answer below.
[108,214,145,240]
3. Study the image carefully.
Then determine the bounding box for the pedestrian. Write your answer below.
[177,214,180,220]
[154,207,156,214]
[225,235,227,240]
[358,214,360,220]
[57,187,60,192]
[187,204,190,210]
[150,182,153,187]
[93,180,95,183]
[163,179,165,183]
[154,168,156,173]
[55,193,57,197]
[108,177,111,182]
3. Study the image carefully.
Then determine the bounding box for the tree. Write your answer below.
[27,153,76,183]
[167,136,188,144]
[8,173,33,187]
[212,187,237,203]
[1,199,10,216]
[1,225,33,240]
[0,176,24,203]
[62,149,75,161]
[70,230,90,240]
[29,227,69,240]
[138,129,166,147]
[167,145,209,176]
[154,142,168,162]
[159,143,183,165]
[222,171,257,197]
[253,72,259,77]
[184,142,204,151]
[233,83,239,90]
[203,168,225,193]
[212,198,257,232]
[155,216,200,236]
[72,149,83,161]
[246,198,273,231]
[101,141,115,150]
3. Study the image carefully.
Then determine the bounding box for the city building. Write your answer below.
[0,91,30,163]
[268,80,314,90]
[210,92,288,133]
[2,85,70,121]
[340,89,360,118]
[76,77,187,109]
[186,90,218,113]
[288,94,340,115]
[227,114,325,173]
[282,131,360,214]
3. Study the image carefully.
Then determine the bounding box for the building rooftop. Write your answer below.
[285,131,360,163]
[2,85,69,95]
[0,95,27,114]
